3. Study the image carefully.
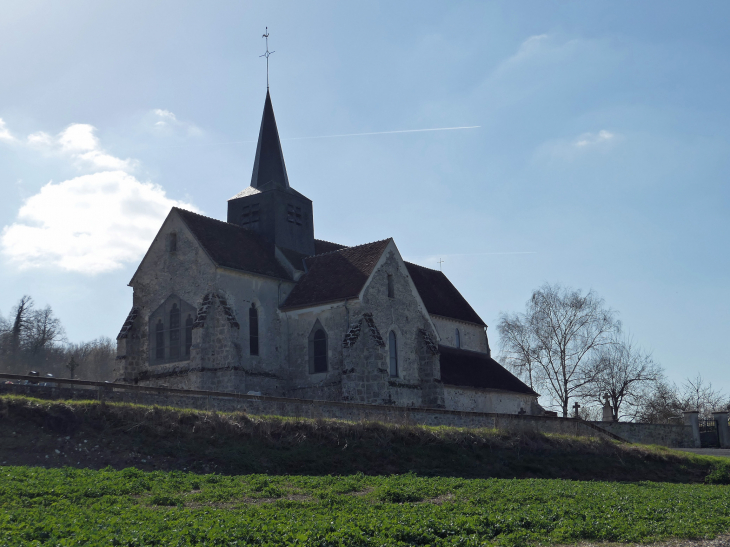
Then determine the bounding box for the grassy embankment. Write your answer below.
[1,394,728,482]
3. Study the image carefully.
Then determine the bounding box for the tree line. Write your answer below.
[0,295,116,381]
[497,283,728,422]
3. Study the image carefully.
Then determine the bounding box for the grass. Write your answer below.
[1,466,729,546]
[1,394,727,483]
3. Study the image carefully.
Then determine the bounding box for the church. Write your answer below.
[115,90,541,415]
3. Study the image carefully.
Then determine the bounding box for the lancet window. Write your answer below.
[389,330,398,377]
[149,295,196,365]
[249,304,259,356]
[309,321,328,373]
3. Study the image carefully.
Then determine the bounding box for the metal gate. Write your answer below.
[699,418,720,448]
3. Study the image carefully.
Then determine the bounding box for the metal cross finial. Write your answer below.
[260,27,275,89]
[437,258,445,270]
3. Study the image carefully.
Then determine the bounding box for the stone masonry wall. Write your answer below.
[0,383,619,442]
[431,315,488,353]
[281,302,351,401]
[444,385,538,415]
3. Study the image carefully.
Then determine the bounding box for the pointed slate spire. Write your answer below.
[250,90,290,190]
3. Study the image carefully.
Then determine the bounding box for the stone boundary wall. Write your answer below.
[590,421,697,448]
[0,376,624,442]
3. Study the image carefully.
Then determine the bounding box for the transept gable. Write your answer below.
[280,238,391,310]
[358,240,438,337]
[128,208,216,287]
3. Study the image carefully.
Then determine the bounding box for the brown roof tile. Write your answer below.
[281,239,391,309]
[439,345,537,395]
[176,208,290,279]
[314,239,348,255]
[405,262,485,326]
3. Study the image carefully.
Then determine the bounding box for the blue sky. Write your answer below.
[0,1,728,394]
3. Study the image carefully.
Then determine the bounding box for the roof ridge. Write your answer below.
[173,207,230,226]
[313,237,347,247]
[308,237,392,259]
[404,260,444,274]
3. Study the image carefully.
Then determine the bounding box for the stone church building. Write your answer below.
[116,91,541,415]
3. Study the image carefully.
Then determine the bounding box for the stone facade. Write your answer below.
[431,315,489,354]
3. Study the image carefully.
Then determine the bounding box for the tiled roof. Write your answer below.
[281,239,391,309]
[314,239,348,255]
[439,345,537,395]
[278,246,309,271]
[405,262,485,326]
[176,208,290,280]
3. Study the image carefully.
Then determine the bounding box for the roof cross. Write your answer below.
[260,27,275,89]
[437,258,445,270]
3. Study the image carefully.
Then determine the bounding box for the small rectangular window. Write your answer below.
[251,203,260,222]
[287,204,295,223]
[167,233,177,252]
[241,206,250,225]
[295,207,302,225]
[387,274,394,298]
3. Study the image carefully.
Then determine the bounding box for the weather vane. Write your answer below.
[260,27,275,89]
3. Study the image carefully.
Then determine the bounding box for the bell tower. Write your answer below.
[227,90,315,256]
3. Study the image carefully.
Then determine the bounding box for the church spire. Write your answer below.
[250,89,290,190]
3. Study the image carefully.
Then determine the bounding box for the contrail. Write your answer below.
[283,125,480,141]
[149,125,480,149]
[409,252,537,259]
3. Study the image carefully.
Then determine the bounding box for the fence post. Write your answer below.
[683,411,701,448]
[712,411,730,449]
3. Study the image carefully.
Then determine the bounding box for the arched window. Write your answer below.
[313,329,327,373]
[169,304,180,358]
[155,320,165,359]
[149,295,196,365]
[455,328,461,349]
[185,314,193,356]
[389,330,398,377]
[249,304,259,356]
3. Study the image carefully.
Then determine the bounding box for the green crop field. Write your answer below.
[1,466,730,546]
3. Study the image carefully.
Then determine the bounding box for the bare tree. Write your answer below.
[635,375,728,423]
[26,306,66,355]
[498,283,619,417]
[635,380,682,423]
[0,296,35,372]
[67,337,116,380]
[582,335,663,421]
[497,316,541,391]
[677,375,727,419]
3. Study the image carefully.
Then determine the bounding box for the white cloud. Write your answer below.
[0,118,198,274]
[534,129,620,162]
[58,124,136,171]
[150,108,203,137]
[27,131,53,147]
[574,130,615,148]
[0,118,16,142]
[1,171,196,274]
[18,123,136,172]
